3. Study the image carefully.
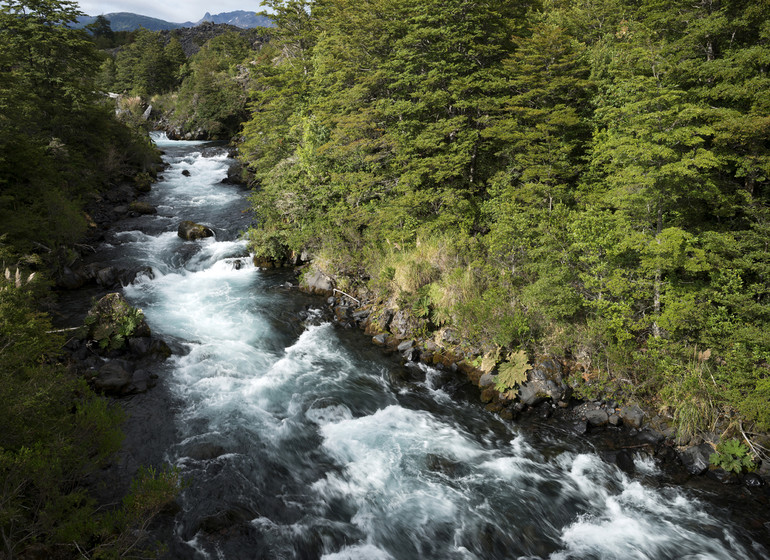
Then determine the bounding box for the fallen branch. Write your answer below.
[46,327,82,334]
[333,288,360,305]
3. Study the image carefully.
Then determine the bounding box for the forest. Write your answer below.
[238,0,770,443]
[1,0,769,555]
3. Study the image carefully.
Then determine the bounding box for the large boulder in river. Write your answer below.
[178,220,214,240]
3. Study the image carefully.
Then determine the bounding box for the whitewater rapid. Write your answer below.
[99,132,770,559]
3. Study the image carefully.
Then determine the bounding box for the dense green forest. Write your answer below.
[0,1,178,557]
[237,0,770,440]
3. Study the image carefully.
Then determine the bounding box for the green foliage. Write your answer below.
[709,439,756,474]
[494,350,532,399]
[237,0,770,432]
[84,293,147,351]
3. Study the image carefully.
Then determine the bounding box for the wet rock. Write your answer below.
[181,169,191,177]
[178,220,214,240]
[680,443,713,475]
[186,443,227,461]
[620,405,645,429]
[707,468,740,485]
[57,266,86,290]
[518,382,548,407]
[128,336,153,357]
[96,266,121,287]
[585,409,609,427]
[222,161,245,185]
[742,472,765,487]
[616,450,636,475]
[114,205,129,214]
[198,505,257,534]
[571,419,588,435]
[636,430,665,445]
[608,413,622,427]
[93,361,132,394]
[426,454,469,478]
[129,201,157,215]
[372,333,388,346]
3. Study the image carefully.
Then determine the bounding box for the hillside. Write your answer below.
[77,10,273,31]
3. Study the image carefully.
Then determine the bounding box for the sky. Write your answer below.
[76,1,265,23]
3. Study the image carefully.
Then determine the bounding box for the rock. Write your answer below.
[608,413,622,427]
[517,357,568,405]
[742,472,765,487]
[57,266,86,290]
[372,334,388,346]
[479,372,496,388]
[182,169,191,177]
[114,205,129,214]
[93,361,132,394]
[85,293,151,351]
[389,309,416,338]
[616,450,636,475]
[178,220,214,240]
[707,468,740,485]
[222,161,245,185]
[636,430,664,445]
[198,505,257,534]
[620,405,645,429]
[397,340,415,352]
[352,309,371,321]
[129,201,157,215]
[127,337,153,357]
[96,266,121,287]
[301,268,334,295]
[679,443,713,475]
[585,409,609,427]
[571,420,588,435]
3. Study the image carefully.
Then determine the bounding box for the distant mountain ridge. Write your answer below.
[76,10,273,31]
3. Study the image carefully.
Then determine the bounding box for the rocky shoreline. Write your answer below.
[291,263,770,493]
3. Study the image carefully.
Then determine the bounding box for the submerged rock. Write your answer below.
[178,220,214,240]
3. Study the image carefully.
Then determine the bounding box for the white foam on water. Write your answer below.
[321,544,395,560]
[151,131,209,147]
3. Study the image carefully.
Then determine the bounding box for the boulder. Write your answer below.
[57,266,86,290]
[301,268,334,295]
[620,405,645,429]
[389,309,414,338]
[517,357,568,406]
[181,169,191,177]
[129,201,157,215]
[372,333,388,346]
[585,409,609,427]
[93,361,132,394]
[679,443,713,475]
[178,220,214,240]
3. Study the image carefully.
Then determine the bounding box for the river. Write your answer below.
[73,133,770,559]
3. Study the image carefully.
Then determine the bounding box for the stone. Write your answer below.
[182,169,191,177]
[608,413,622,427]
[178,220,214,240]
[479,372,496,388]
[742,472,765,487]
[707,468,740,485]
[372,334,388,346]
[389,309,414,338]
[129,201,157,215]
[93,361,132,394]
[57,266,86,290]
[585,409,609,427]
[619,405,645,429]
[518,382,548,407]
[616,450,636,475]
[301,268,334,295]
[397,340,415,352]
[127,336,153,357]
[679,443,713,475]
[96,266,120,287]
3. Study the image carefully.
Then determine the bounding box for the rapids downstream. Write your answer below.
[74,133,769,559]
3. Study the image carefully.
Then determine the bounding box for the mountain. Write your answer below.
[76,11,273,31]
[76,12,184,31]
[189,11,273,29]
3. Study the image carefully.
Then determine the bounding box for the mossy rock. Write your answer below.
[129,201,157,214]
[178,220,214,240]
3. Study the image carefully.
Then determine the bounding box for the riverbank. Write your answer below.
[288,262,770,488]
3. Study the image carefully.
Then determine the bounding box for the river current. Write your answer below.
[79,133,770,559]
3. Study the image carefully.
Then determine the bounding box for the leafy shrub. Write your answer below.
[494,350,532,399]
[709,439,755,473]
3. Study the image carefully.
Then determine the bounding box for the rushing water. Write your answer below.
[83,133,770,559]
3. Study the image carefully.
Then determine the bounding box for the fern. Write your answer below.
[494,350,532,399]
